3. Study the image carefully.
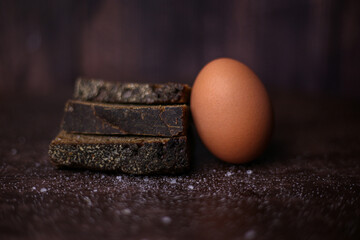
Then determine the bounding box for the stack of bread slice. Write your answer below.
[48,78,191,175]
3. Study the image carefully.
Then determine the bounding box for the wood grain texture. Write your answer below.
[0,0,359,97]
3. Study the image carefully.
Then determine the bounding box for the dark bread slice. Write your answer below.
[74,78,191,104]
[61,100,189,137]
[48,131,190,175]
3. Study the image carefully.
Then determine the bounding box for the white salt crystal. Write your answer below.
[122,208,131,215]
[161,216,172,225]
[11,148,17,155]
[244,229,256,240]
[83,196,92,206]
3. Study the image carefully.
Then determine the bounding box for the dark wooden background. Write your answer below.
[0,0,359,98]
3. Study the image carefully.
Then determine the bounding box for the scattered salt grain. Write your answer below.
[225,171,233,177]
[244,229,256,240]
[122,208,131,215]
[11,148,17,156]
[40,188,47,193]
[83,196,92,206]
[161,216,172,225]
[246,170,253,175]
[32,187,36,190]
[170,179,177,184]
[116,176,122,181]
[188,185,194,190]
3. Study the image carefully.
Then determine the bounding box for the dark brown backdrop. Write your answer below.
[0,0,359,98]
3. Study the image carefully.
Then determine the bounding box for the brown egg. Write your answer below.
[190,58,273,164]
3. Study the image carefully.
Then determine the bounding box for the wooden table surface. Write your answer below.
[0,91,359,240]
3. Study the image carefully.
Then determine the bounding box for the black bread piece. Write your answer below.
[74,78,191,104]
[61,100,189,137]
[48,131,190,175]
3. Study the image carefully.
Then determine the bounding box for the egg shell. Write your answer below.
[190,58,273,164]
